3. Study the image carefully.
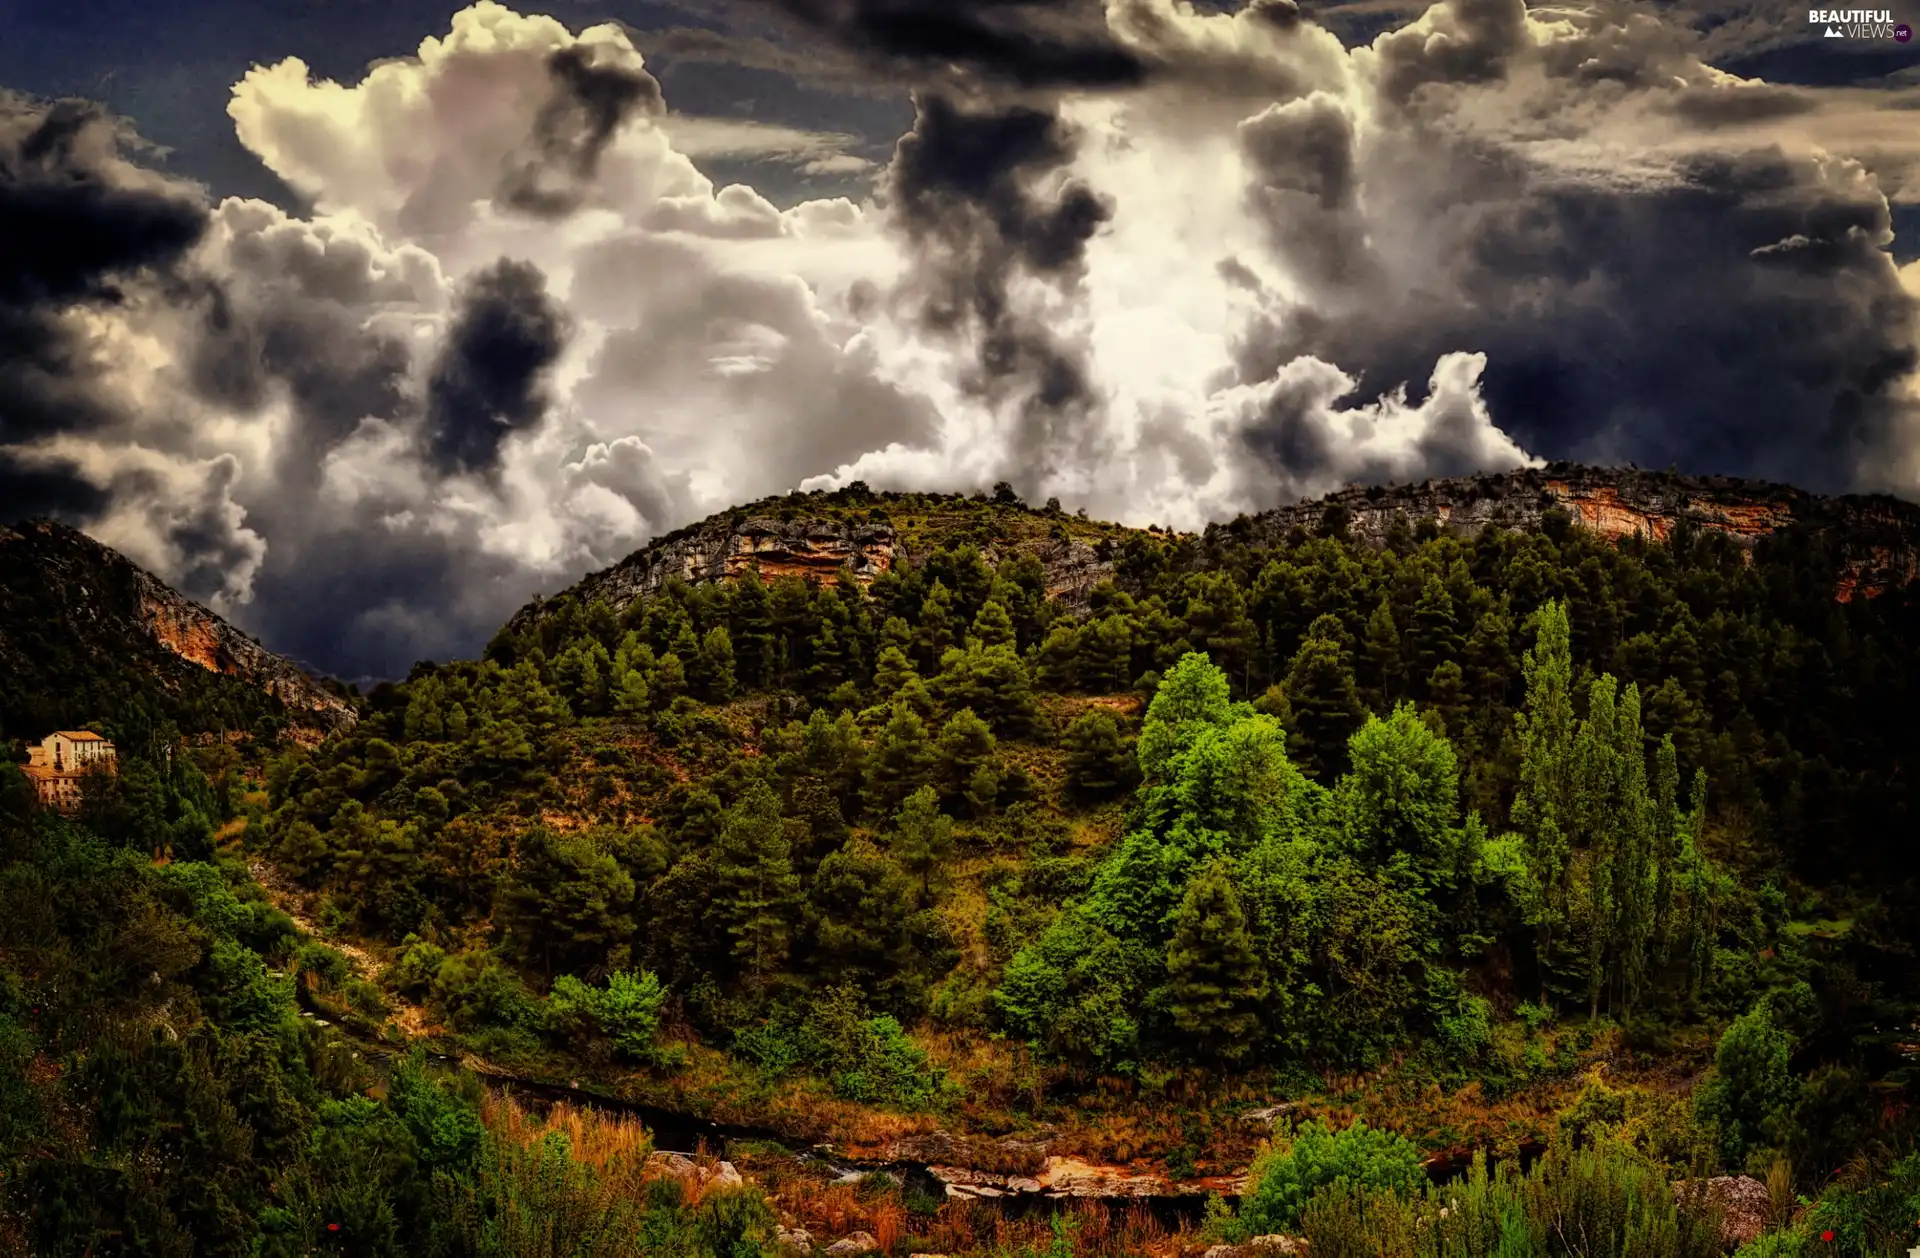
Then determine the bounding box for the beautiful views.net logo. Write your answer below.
[1808,7,1910,37]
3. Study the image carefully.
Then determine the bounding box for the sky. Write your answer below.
[3,0,1920,680]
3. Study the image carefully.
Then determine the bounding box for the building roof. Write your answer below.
[53,730,107,741]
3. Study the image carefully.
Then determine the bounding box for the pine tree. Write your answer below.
[890,785,955,903]
[936,708,998,813]
[1363,597,1404,710]
[1284,615,1365,781]
[727,569,774,689]
[1426,660,1467,734]
[865,704,938,817]
[1081,615,1134,692]
[1609,683,1655,1020]
[1409,574,1462,695]
[714,780,802,985]
[915,580,959,670]
[612,666,651,717]
[1035,622,1083,692]
[701,626,737,702]
[873,645,921,700]
[971,599,1016,648]
[1063,709,1136,799]
[1573,675,1620,1019]
[1164,861,1267,1062]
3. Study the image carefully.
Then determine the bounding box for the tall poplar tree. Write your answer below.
[1511,600,1575,997]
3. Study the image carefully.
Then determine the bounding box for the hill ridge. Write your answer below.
[1,518,357,740]
[507,463,1920,634]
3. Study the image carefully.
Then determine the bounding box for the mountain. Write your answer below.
[507,464,1920,635]
[0,518,357,743]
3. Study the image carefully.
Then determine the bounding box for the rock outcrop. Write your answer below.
[504,497,1125,636]
[1240,463,1920,602]
[504,466,1920,642]
[0,519,356,738]
[131,569,357,729]
[1674,1175,1771,1250]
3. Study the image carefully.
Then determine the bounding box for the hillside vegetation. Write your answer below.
[5,478,1920,1256]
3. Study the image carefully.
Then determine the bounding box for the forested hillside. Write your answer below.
[5,475,1920,1256]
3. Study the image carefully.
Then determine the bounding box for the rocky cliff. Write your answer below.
[506,491,1132,635]
[1240,462,1920,602]
[507,466,1920,637]
[0,519,356,739]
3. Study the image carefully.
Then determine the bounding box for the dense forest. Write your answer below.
[5,482,1920,1255]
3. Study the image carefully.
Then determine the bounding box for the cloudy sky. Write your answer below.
[4,0,1920,680]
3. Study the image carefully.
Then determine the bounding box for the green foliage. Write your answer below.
[1695,1003,1801,1170]
[1239,1118,1428,1235]
[1163,860,1266,1061]
[546,969,667,1062]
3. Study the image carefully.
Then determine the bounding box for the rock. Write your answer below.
[1204,1238,1309,1258]
[774,1226,816,1255]
[823,1231,880,1257]
[1675,1175,1769,1249]
[645,1152,744,1191]
[1239,1104,1303,1129]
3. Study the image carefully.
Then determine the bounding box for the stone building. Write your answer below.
[23,730,117,813]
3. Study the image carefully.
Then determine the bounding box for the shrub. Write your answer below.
[545,970,667,1062]
[1239,1118,1427,1235]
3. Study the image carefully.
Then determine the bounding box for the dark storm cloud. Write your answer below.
[1245,138,1917,492]
[422,258,571,476]
[751,0,1149,90]
[0,93,209,447]
[1240,94,1374,292]
[887,90,1114,491]
[0,456,112,518]
[497,42,666,218]
[185,276,414,484]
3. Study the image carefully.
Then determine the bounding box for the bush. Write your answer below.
[545,970,667,1062]
[1695,1004,1799,1171]
[1239,1118,1427,1235]
[293,940,353,989]
[386,937,447,997]
[430,951,539,1032]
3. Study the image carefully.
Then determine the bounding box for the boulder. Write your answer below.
[645,1152,745,1191]
[1674,1175,1769,1249]
[774,1226,816,1255]
[824,1232,880,1257]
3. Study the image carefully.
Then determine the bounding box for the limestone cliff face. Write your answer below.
[129,569,357,728]
[1,519,356,734]
[1242,463,1920,601]
[508,466,1920,637]
[507,507,1120,634]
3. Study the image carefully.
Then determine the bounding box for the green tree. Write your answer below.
[936,708,998,815]
[1363,597,1405,710]
[1164,860,1267,1061]
[1338,704,1463,890]
[1062,709,1136,799]
[496,827,636,977]
[970,599,1016,648]
[865,704,938,816]
[1695,1004,1800,1170]
[700,626,737,702]
[713,781,803,986]
[1511,600,1575,998]
[1284,616,1365,781]
[889,785,955,903]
